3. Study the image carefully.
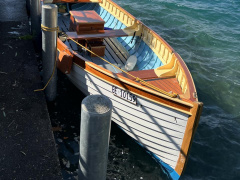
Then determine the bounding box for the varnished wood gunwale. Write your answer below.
[174,102,203,175]
[57,39,193,115]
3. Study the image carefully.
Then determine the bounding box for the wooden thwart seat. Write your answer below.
[66,30,128,40]
[117,69,158,81]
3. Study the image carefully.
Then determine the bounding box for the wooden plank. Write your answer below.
[58,18,68,32]
[163,78,182,92]
[147,78,183,95]
[68,40,78,51]
[117,69,183,95]
[70,10,104,24]
[66,30,128,40]
[149,81,170,94]
[117,69,158,80]
[104,49,120,66]
[105,38,128,62]
[61,16,70,31]
[175,102,203,175]
[104,39,125,65]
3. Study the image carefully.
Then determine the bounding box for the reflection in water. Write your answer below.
[8,31,21,35]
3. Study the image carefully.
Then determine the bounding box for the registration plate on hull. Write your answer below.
[112,86,137,105]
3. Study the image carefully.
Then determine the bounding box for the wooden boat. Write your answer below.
[44,0,203,179]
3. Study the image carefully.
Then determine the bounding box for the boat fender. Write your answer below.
[57,51,73,74]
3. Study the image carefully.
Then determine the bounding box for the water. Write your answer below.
[50,0,240,179]
[114,0,240,179]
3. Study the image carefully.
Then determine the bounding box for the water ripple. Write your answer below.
[115,0,240,179]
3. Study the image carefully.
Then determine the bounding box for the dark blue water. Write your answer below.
[114,0,240,179]
[50,0,240,179]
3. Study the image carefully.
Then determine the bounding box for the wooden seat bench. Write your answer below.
[117,69,158,81]
[65,30,128,40]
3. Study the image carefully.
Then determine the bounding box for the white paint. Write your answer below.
[65,64,191,169]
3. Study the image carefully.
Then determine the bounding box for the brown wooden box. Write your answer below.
[88,42,105,57]
[69,10,105,34]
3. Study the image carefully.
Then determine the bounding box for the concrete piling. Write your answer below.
[30,0,41,50]
[79,95,112,180]
[42,4,58,101]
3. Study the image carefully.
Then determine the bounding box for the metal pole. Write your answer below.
[42,4,58,101]
[79,95,112,180]
[30,0,41,50]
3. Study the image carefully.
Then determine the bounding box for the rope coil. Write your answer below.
[41,24,59,32]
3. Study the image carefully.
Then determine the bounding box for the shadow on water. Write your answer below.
[47,71,168,180]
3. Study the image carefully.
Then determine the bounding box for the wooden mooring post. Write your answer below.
[79,95,112,180]
[42,4,58,101]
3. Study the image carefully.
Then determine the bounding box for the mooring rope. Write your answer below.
[38,24,177,98]
[34,25,59,92]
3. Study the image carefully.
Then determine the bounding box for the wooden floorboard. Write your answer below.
[164,78,182,93]
[117,70,183,95]
[106,38,128,60]
[104,39,124,65]
[106,38,128,61]
[147,78,183,95]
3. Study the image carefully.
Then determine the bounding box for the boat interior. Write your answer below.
[57,2,193,102]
